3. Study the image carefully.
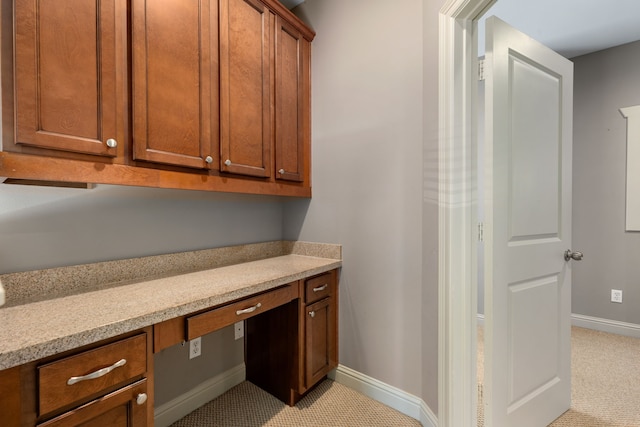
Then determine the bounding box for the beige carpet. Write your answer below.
[478,326,640,426]
[170,379,421,427]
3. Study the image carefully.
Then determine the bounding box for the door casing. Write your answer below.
[438,0,496,426]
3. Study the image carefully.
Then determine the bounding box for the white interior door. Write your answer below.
[483,16,574,427]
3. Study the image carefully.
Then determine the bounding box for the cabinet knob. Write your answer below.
[224,159,232,166]
[136,393,148,405]
[105,138,118,148]
[278,168,285,175]
[205,156,213,164]
[309,311,315,318]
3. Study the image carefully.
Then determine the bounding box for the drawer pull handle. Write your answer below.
[309,311,316,318]
[67,359,127,386]
[312,284,328,292]
[236,302,262,316]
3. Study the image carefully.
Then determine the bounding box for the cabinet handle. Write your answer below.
[236,302,262,316]
[312,284,328,292]
[224,159,232,166]
[105,138,118,148]
[309,311,316,318]
[67,359,127,386]
[205,156,213,164]
[278,168,285,174]
[136,393,148,405]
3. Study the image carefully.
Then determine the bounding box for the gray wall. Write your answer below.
[572,40,640,325]
[0,184,283,274]
[0,183,284,406]
[287,0,440,411]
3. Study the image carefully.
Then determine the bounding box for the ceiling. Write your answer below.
[481,0,640,58]
[282,0,640,59]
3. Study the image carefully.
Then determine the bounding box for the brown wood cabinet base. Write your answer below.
[0,327,154,427]
[0,269,338,425]
[246,271,339,406]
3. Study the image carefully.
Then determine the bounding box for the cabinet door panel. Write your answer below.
[220,0,273,178]
[275,18,305,182]
[132,0,218,169]
[14,0,126,157]
[304,297,337,390]
[37,379,147,427]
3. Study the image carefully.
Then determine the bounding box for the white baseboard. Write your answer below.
[154,363,246,427]
[571,313,640,338]
[330,364,437,427]
[480,313,640,339]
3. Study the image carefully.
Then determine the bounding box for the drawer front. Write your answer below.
[304,272,333,304]
[187,284,296,340]
[38,333,148,416]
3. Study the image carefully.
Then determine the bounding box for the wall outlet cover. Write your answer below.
[189,337,202,359]
[611,289,623,303]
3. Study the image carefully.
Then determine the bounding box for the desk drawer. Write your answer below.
[187,284,296,340]
[304,272,334,304]
[38,333,147,416]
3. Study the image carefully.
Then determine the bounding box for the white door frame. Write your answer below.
[438,0,495,426]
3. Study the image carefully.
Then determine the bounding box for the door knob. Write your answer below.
[564,250,583,261]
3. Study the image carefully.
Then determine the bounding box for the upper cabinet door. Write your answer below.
[132,0,218,170]
[275,17,307,183]
[219,0,273,178]
[14,0,127,157]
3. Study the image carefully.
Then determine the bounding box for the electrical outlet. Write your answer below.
[234,321,244,340]
[189,337,202,359]
[611,289,623,304]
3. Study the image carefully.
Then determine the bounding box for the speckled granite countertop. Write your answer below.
[0,241,341,371]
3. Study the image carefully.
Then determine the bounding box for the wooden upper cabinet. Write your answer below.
[13,0,127,157]
[132,0,218,170]
[219,0,273,178]
[4,0,314,196]
[275,17,307,183]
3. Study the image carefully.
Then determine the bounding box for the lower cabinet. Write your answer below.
[246,269,339,405]
[0,269,339,426]
[0,328,153,427]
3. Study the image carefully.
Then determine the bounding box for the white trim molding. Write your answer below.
[331,365,437,427]
[438,0,495,426]
[154,363,246,427]
[572,314,640,338]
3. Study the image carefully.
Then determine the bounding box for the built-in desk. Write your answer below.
[0,241,341,426]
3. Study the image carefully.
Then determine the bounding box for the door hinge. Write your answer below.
[478,59,485,81]
[478,222,484,241]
